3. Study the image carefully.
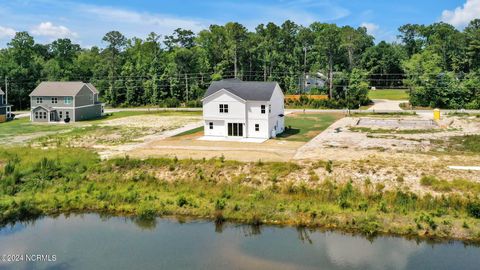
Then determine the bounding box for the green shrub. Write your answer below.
[177,195,188,207]
[215,198,226,210]
[467,202,480,219]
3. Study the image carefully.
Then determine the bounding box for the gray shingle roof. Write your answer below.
[29,82,98,97]
[204,79,278,101]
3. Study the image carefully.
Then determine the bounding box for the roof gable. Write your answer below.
[0,87,4,95]
[29,82,97,97]
[202,88,246,103]
[203,79,279,101]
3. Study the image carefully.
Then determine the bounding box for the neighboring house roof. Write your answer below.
[86,83,99,94]
[29,81,97,97]
[0,87,4,95]
[203,78,278,101]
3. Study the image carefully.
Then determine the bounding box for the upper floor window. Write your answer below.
[261,105,266,114]
[269,105,271,113]
[219,104,228,113]
[52,97,58,104]
[64,97,73,105]
[255,124,260,131]
[36,97,43,104]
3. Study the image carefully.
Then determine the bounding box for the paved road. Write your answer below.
[12,106,480,119]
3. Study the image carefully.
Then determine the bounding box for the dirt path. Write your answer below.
[368,99,407,111]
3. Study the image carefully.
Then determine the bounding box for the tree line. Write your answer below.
[0,19,479,110]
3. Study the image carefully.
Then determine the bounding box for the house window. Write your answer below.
[35,112,38,119]
[64,97,73,104]
[52,97,58,104]
[261,105,266,114]
[43,112,47,119]
[209,122,213,130]
[219,104,228,113]
[269,105,271,113]
[255,124,260,131]
[36,97,43,104]
[66,111,70,119]
[59,111,63,118]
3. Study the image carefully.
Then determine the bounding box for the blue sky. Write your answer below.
[0,0,478,48]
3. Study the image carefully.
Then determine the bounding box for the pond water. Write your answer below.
[0,214,479,270]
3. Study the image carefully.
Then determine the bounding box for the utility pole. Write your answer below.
[303,46,307,93]
[4,77,7,105]
[185,74,189,103]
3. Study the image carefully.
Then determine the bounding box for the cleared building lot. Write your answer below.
[120,112,343,162]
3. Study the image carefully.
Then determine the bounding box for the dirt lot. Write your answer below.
[293,115,480,193]
[124,133,304,162]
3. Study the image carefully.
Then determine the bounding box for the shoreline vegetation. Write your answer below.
[1,147,480,243]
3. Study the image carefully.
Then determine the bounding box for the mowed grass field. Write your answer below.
[277,113,343,142]
[368,89,410,100]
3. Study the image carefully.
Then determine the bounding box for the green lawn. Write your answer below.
[368,89,410,100]
[0,118,72,138]
[173,126,203,137]
[277,113,343,142]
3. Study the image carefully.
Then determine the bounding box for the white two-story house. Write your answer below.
[202,78,285,140]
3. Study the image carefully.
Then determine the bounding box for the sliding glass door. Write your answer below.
[227,123,243,137]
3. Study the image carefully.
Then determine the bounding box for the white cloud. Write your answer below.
[0,26,16,39]
[80,5,207,33]
[31,22,78,39]
[441,0,480,28]
[361,22,380,35]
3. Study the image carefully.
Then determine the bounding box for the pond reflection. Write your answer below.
[0,214,478,270]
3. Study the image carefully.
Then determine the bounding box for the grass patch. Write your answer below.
[1,147,480,241]
[420,176,480,194]
[433,135,480,153]
[277,113,343,142]
[368,89,409,100]
[173,126,203,137]
[88,110,201,123]
[0,118,72,139]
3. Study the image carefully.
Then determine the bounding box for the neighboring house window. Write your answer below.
[66,111,70,118]
[43,112,47,119]
[35,112,38,119]
[52,97,58,104]
[59,111,63,118]
[36,97,43,104]
[219,104,229,113]
[209,122,213,129]
[269,105,271,113]
[261,105,266,114]
[255,124,260,131]
[64,97,73,104]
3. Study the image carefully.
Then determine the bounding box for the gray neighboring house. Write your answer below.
[0,87,12,123]
[29,82,104,123]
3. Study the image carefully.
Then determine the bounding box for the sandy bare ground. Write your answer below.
[292,115,480,194]
[368,99,408,111]
[123,132,304,162]
[97,118,203,159]
[294,116,480,161]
